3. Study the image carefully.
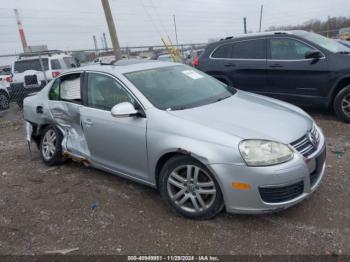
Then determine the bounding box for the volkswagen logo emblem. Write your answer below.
[308,131,318,147]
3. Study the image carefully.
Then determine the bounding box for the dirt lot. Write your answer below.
[0,105,349,255]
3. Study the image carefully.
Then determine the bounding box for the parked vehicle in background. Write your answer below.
[186,49,204,67]
[157,54,176,62]
[338,27,350,40]
[338,39,350,48]
[197,30,350,122]
[23,60,326,219]
[8,50,79,108]
[0,82,10,110]
[94,55,115,64]
[0,67,12,88]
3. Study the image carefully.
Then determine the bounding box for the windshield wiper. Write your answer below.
[336,51,350,54]
[215,95,231,102]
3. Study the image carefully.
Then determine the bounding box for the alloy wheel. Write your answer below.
[42,129,57,160]
[341,93,350,117]
[167,164,217,213]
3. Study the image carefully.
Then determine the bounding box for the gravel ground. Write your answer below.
[0,104,349,255]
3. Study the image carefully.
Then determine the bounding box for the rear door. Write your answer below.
[209,38,268,92]
[266,37,330,104]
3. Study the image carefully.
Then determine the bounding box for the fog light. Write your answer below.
[232,182,251,190]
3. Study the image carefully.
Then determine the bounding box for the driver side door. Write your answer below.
[80,72,149,182]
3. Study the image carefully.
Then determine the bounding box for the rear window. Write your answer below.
[211,39,266,59]
[231,39,266,59]
[63,57,77,68]
[14,59,49,73]
[211,44,231,58]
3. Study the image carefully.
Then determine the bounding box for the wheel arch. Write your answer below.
[328,76,350,108]
[0,89,9,98]
[154,149,210,189]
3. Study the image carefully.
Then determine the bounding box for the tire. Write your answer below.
[334,85,350,123]
[0,91,9,110]
[159,155,224,219]
[39,126,64,166]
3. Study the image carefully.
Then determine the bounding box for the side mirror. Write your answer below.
[305,50,323,60]
[111,102,138,118]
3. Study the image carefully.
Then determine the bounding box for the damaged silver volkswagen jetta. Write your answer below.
[23,60,326,219]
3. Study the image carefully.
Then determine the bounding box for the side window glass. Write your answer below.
[231,39,266,59]
[211,44,231,58]
[270,38,313,60]
[51,59,61,70]
[87,73,134,111]
[49,79,60,100]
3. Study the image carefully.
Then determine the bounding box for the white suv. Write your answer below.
[9,51,79,107]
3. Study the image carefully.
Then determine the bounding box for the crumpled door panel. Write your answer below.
[49,101,90,159]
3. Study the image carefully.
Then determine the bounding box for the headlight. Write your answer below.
[239,140,294,166]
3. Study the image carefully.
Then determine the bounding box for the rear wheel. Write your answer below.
[0,91,9,110]
[40,126,64,166]
[334,85,350,123]
[159,156,224,219]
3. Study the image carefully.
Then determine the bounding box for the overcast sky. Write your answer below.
[1,0,350,57]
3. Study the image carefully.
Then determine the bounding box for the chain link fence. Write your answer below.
[0,43,206,113]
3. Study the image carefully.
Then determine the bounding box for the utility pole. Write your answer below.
[259,5,263,32]
[101,0,122,61]
[103,32,108,50]
[327,16,330,38]
[173,15,179,47]
[243,17,247,34]
[14,9,28,52]
[93,35,98,54]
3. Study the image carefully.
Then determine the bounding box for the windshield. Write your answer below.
[124,65,235,110]
[14,58,49,73]
[295,31,350,53]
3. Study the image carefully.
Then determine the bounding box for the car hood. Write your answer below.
[167,91,313,144]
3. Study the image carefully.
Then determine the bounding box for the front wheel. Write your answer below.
[40,126,64,166]
[159,156,224,219]
[334,85,350,123]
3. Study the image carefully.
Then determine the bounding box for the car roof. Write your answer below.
[74,59,180,75]
[212,30,308,44]
[15,53,72,61]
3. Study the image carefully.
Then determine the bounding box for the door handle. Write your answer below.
[224,63,236,67]
[269,63,283,68]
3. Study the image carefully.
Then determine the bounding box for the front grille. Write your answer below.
[290,125,320,158]
[24,75,38,86]
[259,181,304,203]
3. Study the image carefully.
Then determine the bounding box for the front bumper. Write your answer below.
[208,132,326,215]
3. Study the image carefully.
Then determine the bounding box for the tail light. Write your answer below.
[52,71,60,78]
[5,76,12,82]
[192,56,199,67]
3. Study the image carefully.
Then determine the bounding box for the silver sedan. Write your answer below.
[23,60,326,219]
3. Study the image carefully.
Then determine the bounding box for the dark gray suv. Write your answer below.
[197,30,350,122]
